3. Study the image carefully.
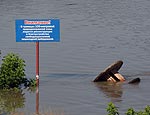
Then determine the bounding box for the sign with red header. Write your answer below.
[15,19,61,114]
[16,19,60,42]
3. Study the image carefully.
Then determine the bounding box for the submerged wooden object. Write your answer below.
[128,77,140,84]
[93,60,141,84]
[93,60,123,82]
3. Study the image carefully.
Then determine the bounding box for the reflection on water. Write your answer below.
[94,82,123,102]
[0,89,25,114]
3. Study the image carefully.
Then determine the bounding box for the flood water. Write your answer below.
[0,0,150,114]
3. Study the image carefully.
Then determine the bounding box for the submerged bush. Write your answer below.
[126,106,150,115]
[0,53,35,89]
[107,102,119,115]
[107,102,150,115]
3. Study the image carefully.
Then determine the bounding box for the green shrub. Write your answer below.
[144,105,150,114]
[107,102,119,115]
[107,103,150,115]
[126,106,150,115]
[125,108,136,115]
[0,53,35,89]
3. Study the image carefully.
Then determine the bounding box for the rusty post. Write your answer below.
[36,42,39,114]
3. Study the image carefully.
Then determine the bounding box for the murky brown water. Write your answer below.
[1,0,150,114]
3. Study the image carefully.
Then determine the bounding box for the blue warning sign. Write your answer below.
[16,19,60,42]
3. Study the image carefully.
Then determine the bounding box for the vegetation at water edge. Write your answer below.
[107,102,150,115]
[0,52,36,89]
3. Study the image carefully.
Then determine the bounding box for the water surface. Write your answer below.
[0,0,150,114]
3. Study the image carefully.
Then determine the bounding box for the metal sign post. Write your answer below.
[36,42,39,114]
[16,19,60,114]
